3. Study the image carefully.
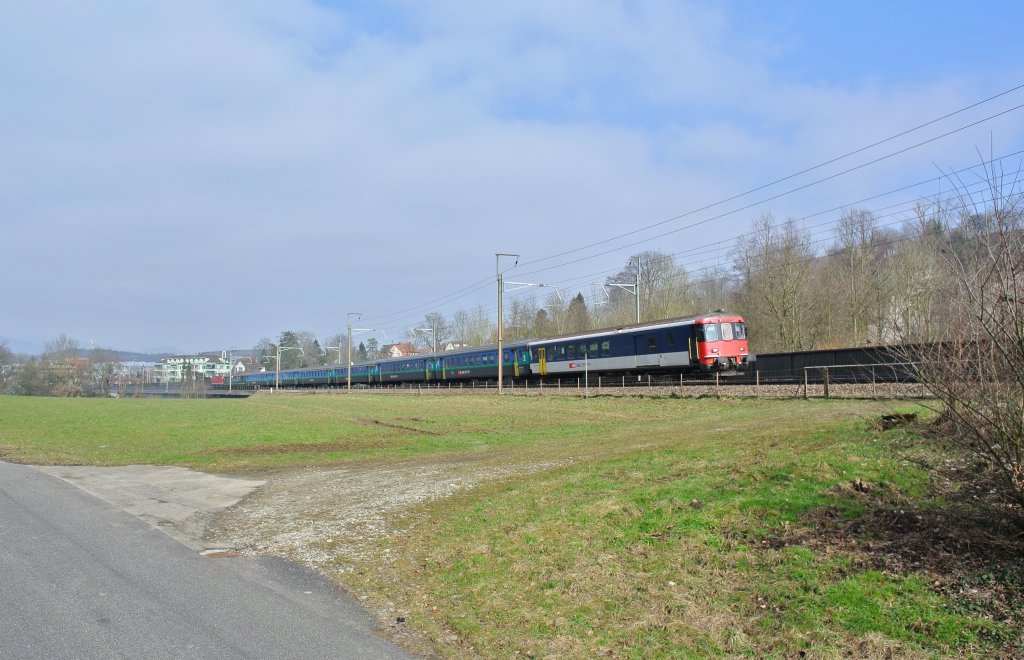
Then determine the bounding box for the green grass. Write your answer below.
[0,393,1014,657]
[0,393,680,470]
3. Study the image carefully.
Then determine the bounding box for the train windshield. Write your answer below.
[699,322,745,341]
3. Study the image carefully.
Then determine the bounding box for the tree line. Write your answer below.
[0,335,131,396]
[246,198,1012,366]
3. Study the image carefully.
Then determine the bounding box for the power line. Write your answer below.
[517,83,1024,269]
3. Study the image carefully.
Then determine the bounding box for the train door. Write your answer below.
[635,334,659,367]
[537,347,547,376]
[512,349,520,378]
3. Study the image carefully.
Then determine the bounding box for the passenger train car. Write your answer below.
[233,313,753,389]
[530,313,751,377]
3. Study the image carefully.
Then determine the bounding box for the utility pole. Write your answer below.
[273,345,302,390]
[347,312,361,391]
[496,252,519,394]
[635,255,641,324]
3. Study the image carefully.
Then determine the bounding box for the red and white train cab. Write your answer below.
[693,314,754,372]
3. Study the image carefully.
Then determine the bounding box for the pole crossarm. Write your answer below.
[504,281,561,300]
[272,345,303,390]
[496,252,520,395]
[413,327,437,353]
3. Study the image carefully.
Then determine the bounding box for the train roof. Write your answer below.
[526,312,745,346]
[253,314,744,375]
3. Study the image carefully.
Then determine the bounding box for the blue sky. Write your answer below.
[2,1,1022,354]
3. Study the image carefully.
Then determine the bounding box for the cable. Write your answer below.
[517,83,1024,268]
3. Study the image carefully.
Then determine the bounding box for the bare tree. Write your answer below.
[451,305,493,346]
[412,312,451,351]
[827,209,881,345]
[43,333,85,396]
[912,161,1024,509]
[734,214,820,351]
[543,291,568,335]
[323,332,348,365]
[90,346,119,395]
[505,296,538,342]
[692,266,735,315]
[0,340,15,393]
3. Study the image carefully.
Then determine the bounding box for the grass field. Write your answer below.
[1,393,1019,657]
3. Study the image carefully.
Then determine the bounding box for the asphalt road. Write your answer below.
[0,461,411,659]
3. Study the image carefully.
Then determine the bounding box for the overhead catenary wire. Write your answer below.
[323,151,1023,344]
[516,83,1024,268]
[377,154,1020,335]
[302,87,1024,347]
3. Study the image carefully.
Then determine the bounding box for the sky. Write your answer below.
[2,0,1023,355]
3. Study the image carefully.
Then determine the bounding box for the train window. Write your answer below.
[703,323,720,342]
[601,340,610,356]
[647,336,657,353]
[733,323,746,339]
[721,323,734,340]
[567,344,576,359]
[667,331,675,346]
[503,351,510,362]
[589,342,598,355]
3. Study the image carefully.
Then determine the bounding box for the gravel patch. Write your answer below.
[204,458,568,572]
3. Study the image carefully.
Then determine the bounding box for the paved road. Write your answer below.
[0,461,411,659]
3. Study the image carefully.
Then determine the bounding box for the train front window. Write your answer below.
[702,323,720,342]
[733,323,746,339]
[721,323,734,340]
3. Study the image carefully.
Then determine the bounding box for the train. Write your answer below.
[234,312,754,389]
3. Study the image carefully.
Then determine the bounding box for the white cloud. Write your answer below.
[1,1,1021,351]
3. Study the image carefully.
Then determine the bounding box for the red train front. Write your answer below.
[693,314,754,372]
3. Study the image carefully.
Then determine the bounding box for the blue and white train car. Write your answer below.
[528,313,752,377]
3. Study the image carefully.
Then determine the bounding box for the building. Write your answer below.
[155,355,233,383]
[381,342,418,358]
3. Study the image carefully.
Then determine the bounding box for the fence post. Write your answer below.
[715,372,720,396]
[803,369,808,399]
[756,370,760,398]
[823,367,830,399]
[871,366,876,398]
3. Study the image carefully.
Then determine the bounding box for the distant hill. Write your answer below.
[71,349,173,363]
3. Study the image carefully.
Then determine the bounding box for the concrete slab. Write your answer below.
[34,465,264,549]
